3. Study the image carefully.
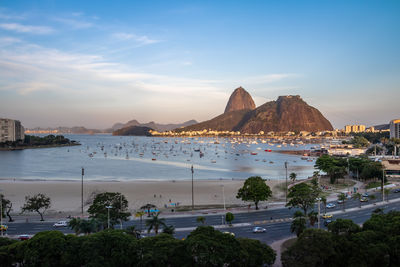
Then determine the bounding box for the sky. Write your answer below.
[0,0,399,129]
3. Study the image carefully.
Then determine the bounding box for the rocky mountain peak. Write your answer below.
[224,87,256,113]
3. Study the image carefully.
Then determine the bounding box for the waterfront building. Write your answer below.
[390,119,400,139]
[344,124,366,133]
[0,118,25,142]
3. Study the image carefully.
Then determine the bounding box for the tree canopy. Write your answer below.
[286,182,319,216]
[21,193,51,221]
[236,176,272,210]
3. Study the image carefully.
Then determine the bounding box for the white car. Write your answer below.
[253,227,266,233]
[326,203,336,209]
[53,221,68,227]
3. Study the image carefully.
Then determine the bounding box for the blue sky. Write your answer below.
[0,0,399,129]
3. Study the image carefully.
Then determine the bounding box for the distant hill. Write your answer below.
[179,88,333,133]
[224,86,256,113]
[112,126,153,136]
[108,119,198,132]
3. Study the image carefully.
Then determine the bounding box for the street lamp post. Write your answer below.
[382,169,385,202]
[0,193,3,237]
[191,165,194,211]
[221,185,226,210]
[120,193,123,230]
[81,167,84,217]
[285,161,288,203]
[106,205,112,229]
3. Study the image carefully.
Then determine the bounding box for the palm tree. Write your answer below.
[291,211,306,237]
[352,193,362,208]
[337,193,347,211]
[135,211,146,231]
[140,203,157,217]
[384,188,391,202]
[68,218,99,235]
[162,225,175,235]
[68,217,81,235]
[196,216,206,225]
[289,172,297,183]
[146,212,166,235]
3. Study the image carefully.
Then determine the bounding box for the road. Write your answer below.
[3,191,400,245]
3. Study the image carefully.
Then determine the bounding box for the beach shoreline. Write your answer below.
[0,178,285,215]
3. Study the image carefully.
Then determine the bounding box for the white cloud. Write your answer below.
[0,37,21,46]
[53,17,93,29]
[0,23,54,34]
[112,32,160,46]
[242,73,299,84]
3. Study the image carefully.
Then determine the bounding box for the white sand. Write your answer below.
[0,179,284,214]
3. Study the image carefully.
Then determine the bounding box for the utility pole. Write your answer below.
[285,161,288,203]
[221,185,226,210]
[0,193,3,237]
[81,167,84,217]
[317,174,321,229]
[191,165,194,211]
[382,169,385,202]
[120,193,123,230]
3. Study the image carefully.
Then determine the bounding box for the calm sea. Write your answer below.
[0,135,319,181]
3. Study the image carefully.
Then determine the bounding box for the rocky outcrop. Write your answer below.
[224,87,256,113]
[112,126,153,136]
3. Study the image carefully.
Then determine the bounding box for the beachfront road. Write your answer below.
[3,192,400,244]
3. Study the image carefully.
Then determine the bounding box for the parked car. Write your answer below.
[393,189,400,193]
[324,219,333,226]
[252,227,266,233]
[337,199,344,204]
[326,203,336,209]
[53,221,68,227]
[362,193,369,197]
[360,197,369,202]
[18,234,32,241]
[322,214,333,219]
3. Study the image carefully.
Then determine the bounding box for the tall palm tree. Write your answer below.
[68,218,99,235]
[337,193,347,211]
[146,212,166,235]
[352,193,362,208]
[135,211,146,231]
[162,225,175,235]
[308,211,318,227]
[291,211,306,237]
[289,172,297,183]
[196,216,206,225]
[321,196,327,214]
[68,217,81,235]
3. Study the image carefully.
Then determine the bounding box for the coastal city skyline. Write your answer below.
[0,1,399,129]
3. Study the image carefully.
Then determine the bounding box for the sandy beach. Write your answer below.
[0,178,284,215]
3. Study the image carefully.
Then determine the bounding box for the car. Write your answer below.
[326,203,336,209]
[362,193,369,197]
[337,199,344,204]
[322,214,333,219]
[0,225,8,231]
[253,227,266,233]
[18,234,32,241]
[53,221,68,227]
[393,189,400,193]
[360,197,368,202]
[324,219,333,227]
[222,231,235,236]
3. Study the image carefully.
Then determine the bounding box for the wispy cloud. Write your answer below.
[53,17,93,29]
[242,74,299,84]
[0,23,54,34]
[0,36,22,46]
[112,32,161,46]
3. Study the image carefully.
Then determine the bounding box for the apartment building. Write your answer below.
[0,118,25,143]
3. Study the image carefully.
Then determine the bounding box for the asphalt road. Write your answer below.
[3,191,400,244]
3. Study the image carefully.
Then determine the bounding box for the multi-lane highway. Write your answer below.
[3,191,400,244]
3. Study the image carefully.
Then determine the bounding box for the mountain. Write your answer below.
[112,126,153,136]
[179,88,333,133]
[109,119,198,132]
[224,86,256,113]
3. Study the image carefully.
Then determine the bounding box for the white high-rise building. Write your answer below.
[0,118,25,143]
[390,119,400,139]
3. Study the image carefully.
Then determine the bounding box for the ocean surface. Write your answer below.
[0,135,322,181]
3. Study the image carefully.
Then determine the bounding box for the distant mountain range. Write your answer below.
[179,87,333,133]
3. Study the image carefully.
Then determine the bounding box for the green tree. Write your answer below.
[0,195,14,222]
[185,226,241,266]
[125,225,141,238]
[289,172,297,183]
[308,211,318,227]
[140,203,157,217]
[237,238,276,266]
[360,161,384,181]
[236,176,272,210]
[337,193,347,211]
[352,192,362,208]
[286,183,318,217]
[162,225,175,235]
[225,212,234,226]
[21,193,51,221]
[290,211,307,237]
[196,216,206,225]
[321,195,327,214]
[315,155,347,184]
[68,218,100,235]
[282,229,336,267]
[87,192,130,228]
[146,212,166,235]
[327,218,361,236]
